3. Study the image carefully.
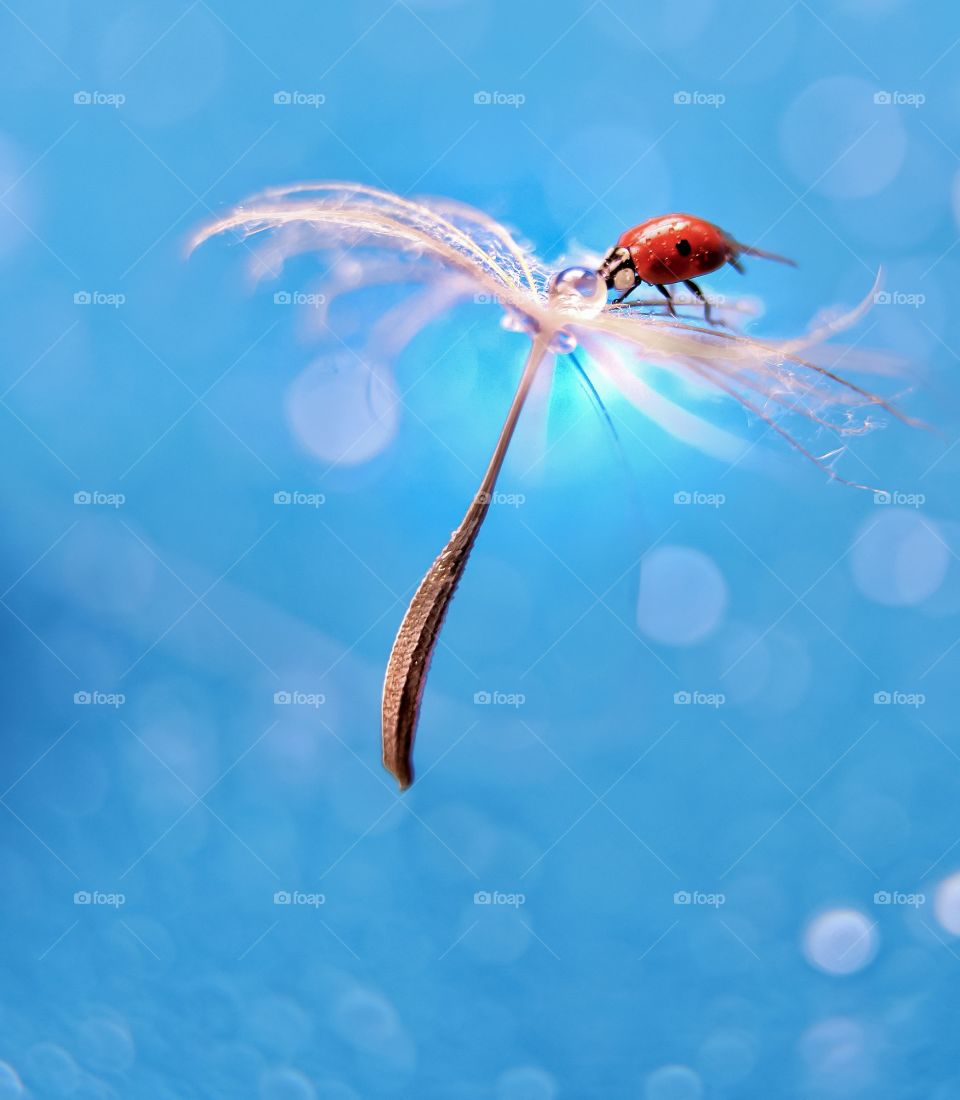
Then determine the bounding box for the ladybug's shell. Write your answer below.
[617,214,732,286]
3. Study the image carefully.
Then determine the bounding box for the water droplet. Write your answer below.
[500,309,539,337]
[547,266,607,318]
[547,330,577,354]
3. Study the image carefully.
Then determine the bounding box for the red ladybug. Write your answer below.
[597,214,795,323]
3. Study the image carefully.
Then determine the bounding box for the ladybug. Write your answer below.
[597,214,795,324]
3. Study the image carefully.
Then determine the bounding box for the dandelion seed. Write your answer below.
[193,181,917,790]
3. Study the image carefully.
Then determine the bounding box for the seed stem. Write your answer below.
[381,333,552,789]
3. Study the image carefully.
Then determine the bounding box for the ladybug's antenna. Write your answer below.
[733,242,797,268]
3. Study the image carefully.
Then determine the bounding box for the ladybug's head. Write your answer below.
[597,246,638,294]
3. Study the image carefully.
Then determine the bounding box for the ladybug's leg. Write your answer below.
[654,284,677,317]
[614,281,642,305]
[683,279,715,326]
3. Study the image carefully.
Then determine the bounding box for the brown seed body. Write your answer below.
[381,335,550,789]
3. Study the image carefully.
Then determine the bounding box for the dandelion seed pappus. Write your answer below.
[193,182,920,790]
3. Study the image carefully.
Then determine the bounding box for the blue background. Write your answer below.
[2,1,960,1097]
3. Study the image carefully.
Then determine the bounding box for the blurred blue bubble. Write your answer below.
[259,1066,317,1100]
[803,908,878,975]
[780,77,907,198]
[496,1066,558,1100]
[850,509,950,606]
[0,1062,24,1100]
[645,1064,704,1100]
[637,546,728,645]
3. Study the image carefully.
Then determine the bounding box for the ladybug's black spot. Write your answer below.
[675,238,692,256]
